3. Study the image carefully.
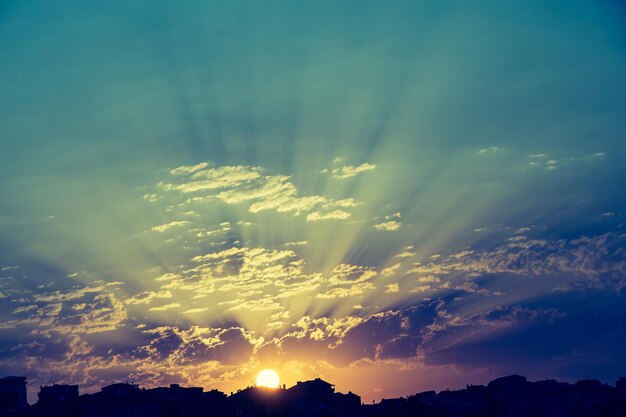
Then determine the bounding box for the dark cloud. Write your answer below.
[144,327,184,360]
[331,301,444,365]
[423,293,626,383]
[269,301,445,366]
[411,233,626,291]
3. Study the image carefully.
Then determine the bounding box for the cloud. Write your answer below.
[169,327,257,365]
[183,307,209,314]
[142,326,184,360]
[424,304,570,369]
[327,162,377,179]
[6,225,616,399]
[526,151,606,171]
[169,162,209,176]
[151,221,190,233]
[143,193,158,202]
[328,264,377,286]
[194,222,231,238]
[455,305,565,328]
[477,146,500,155]
[183,166,261,188]
[55,294,127,334]
[268,315,366,361]
[134,325,260,368]
[327,301,445,365]
[395,246,415,258]
[385,284,400,293]
[149,303,181,312]
[159,163,363,221]
[417,275,440,283]
[24,293,127,335]
[1,323,260,396]
[284,241,308,247]
[2,282,129,335]
[374,220,401,231]
[154,245,324,316]
[224,297,282,312]
[315,282,375,299]
[306,209,352,222]
[145,326,258,366]
[410,285,431,293]
[0,266,18,272]
[407,233,626,290]
[34,282,121,303]
[125,290,172,305]
[269,299,570,372]
[191,246,247,262]
[382,263,401,277]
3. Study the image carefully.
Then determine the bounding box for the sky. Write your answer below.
[0,0,625,403]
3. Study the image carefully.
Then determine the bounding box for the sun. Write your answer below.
[256,369,280,388]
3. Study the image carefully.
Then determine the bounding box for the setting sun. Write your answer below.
[256,369,280,388]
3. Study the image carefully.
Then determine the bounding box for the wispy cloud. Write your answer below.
[385,284,400,293]
[324,162,377,179]
[477,146,500,155]
[315,282,375,299]
[169,162,209,176]
[159,163,363,221]
[125,290,173,305]
[374,212,402,231]
[374,220,401,231]
[526,152,606,171]
[151,221,190,233]
[10,282,128,335]
[149,303,181,312]
[407,232,626,290]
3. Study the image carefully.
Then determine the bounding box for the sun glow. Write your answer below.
[256,369,280,388]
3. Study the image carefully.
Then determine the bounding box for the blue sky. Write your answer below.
[0,0,625,402]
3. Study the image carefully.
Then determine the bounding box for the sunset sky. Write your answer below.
[1,0,625,403]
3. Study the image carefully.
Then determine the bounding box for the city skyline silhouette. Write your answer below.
[1,373,625,416]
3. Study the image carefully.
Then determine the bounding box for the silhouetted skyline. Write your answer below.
[1,374,625,416]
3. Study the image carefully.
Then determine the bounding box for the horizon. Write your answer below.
[6,372,626,406]
[1,0,625,407]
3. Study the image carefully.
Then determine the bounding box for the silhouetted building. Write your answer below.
[0,376,28,416]
[284,378,360,416]
[365,375,626,417]
[1,374,625,417]
[230,386,285,416]
[488,374,528,390]
[408,389,437,406]
[81,382,147,417]
[38,384,79,403]
[100,382,140,396]
[288,378,334,399]
[32,384,80,417]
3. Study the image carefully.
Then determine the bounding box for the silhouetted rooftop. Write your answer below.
[1,374,625,417]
